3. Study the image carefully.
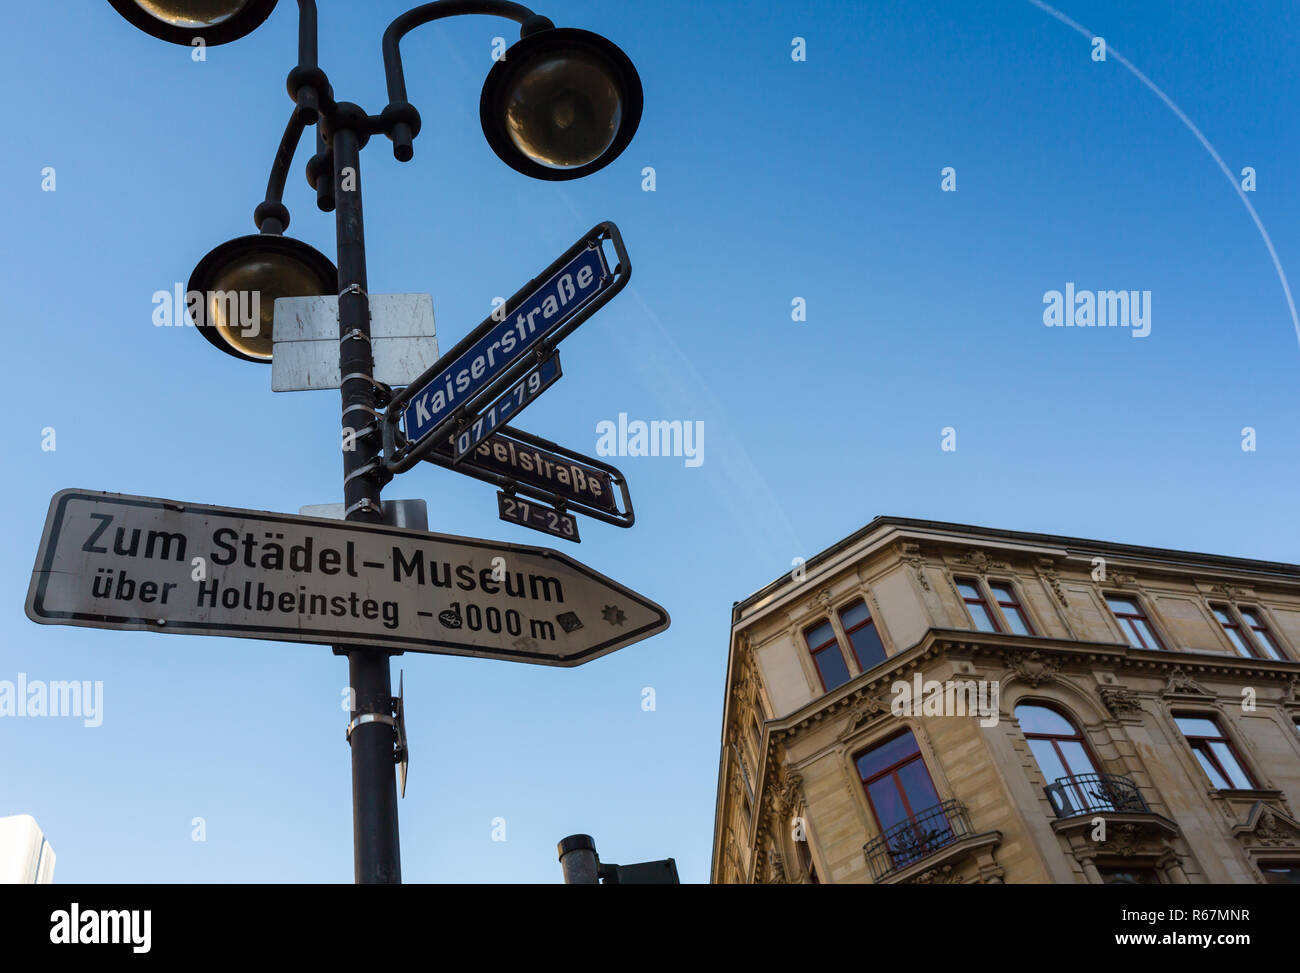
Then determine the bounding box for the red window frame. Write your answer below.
[1211,605,1253,657]
[1175,715,1258,790]
[955,577,1001,633]
[1017,702,1101,810]
[1106,596,1165,650]
[1241,607,1285,661]
[803,621,851,692]
[989,581,1034,635]
[855,730,943,843]
[838,599,887,671]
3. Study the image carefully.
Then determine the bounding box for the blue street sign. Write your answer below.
[452,354,561,461]
[403,243,609,446]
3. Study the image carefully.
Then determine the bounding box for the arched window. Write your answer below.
[1016,703,1106,815]
[1017,704,1098,781]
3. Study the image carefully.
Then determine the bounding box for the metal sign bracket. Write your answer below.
[344,670,408,799]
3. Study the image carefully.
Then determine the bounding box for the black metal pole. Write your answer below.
[558,834,600,884]
[331,115,402,884]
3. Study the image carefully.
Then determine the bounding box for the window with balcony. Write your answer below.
[956,578,999,633]
[1106,595,1165,650]
[1174,714,1257,790]
[857,730,961,875]
[1017,703,1149,817]
[804,619,851,692]
[839,599,887,671]
[1019,703,1098,782]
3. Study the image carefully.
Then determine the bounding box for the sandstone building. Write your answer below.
[710,517,1300,883]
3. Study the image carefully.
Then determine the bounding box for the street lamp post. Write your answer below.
[106,0,642,884]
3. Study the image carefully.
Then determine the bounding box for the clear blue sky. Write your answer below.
[3,0,1299,883]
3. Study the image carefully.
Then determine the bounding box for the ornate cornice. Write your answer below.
[762,629,1300,745]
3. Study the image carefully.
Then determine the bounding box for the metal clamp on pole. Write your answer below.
[346,671,409,799]
[344,460,393,489]
[343,497,381,519]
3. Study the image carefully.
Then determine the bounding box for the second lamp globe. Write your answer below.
[481,28,643,180]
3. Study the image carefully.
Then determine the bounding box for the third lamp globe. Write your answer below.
[480,28,643,181]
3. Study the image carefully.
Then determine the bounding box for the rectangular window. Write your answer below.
[1098,867,1161,885]
[804,620,851,692]
[956,578,999,633]
[839,600,887,671]
[1240,608,1285,661]
[856,730,949,871]
[1212,605,1254,657]
[1106,596,1165,650]
[1260,863,1300,885]
[1175,715,1256,790]
[989,582,1034,635]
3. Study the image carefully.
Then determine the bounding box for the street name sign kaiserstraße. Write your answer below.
[25,489,669,667]
[402,241,604,444]
[383,221,630,475]
[452,353,561,461]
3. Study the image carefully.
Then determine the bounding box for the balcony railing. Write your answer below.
[863,798,973,880]
[1044,773,1149,818]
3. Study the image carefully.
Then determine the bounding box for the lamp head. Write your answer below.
[106,0,278,46]
[481,27,643,181]
[186,234,337,363]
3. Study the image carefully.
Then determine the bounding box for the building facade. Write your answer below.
[710,517,1300,884]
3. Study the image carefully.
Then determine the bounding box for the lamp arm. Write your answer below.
[255,105,311,234]
[380,0,552,160]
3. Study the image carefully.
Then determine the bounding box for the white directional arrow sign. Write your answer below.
[26,489,669,667]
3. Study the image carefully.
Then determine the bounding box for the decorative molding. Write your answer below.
[1232,802,1300,849]
[1284,677,1300,705]
[954,549,1009,576]
[774,771,805,818]
[1208,583,1251,603]
[1036,558,1068,606]
[1098,686,1145,719]
[838,694,891,741]
[1162,665,1212,698]
[1098,822,1145,857]
[900,542,931,591]
[910,864,960,884]
[1009,650,1060,688]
